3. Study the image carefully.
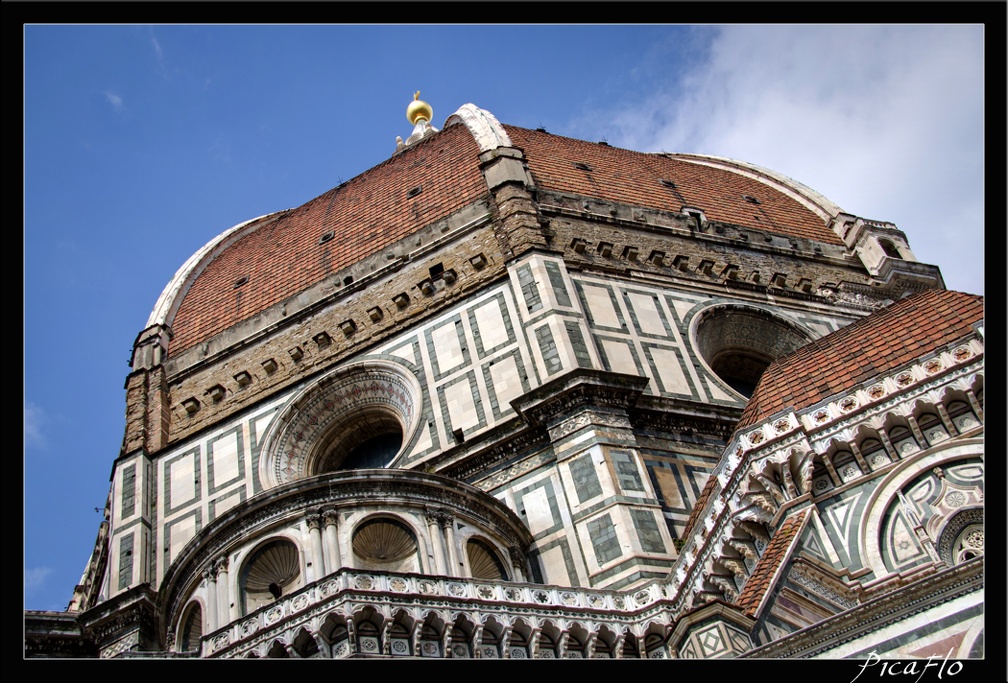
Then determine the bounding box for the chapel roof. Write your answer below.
[736,288,985,431]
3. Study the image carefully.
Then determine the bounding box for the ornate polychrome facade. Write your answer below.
[25,98,983,660]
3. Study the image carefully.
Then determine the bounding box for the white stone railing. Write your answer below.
[203,570,670,657]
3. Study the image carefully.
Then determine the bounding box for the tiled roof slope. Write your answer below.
[735,509,809,617]
[506,126,842,246]
[168,123,485,355]
[681,472,720,541]
[737,289,984,430]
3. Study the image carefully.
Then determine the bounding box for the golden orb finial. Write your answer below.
[406,90,433,126]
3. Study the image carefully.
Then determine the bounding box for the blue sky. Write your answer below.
[24,23,988,612]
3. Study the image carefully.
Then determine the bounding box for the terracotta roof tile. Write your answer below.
[506,126,840,245]
[169,124,485,355]
[737,289,984,430]
[735,509,809,617]
[682,472,721,540]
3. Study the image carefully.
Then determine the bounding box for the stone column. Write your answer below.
[508,547,526,582]
[877,428,898,461]
[203,567,218,633]
[214,557,231,625]
[965,388,984,422]
[307,514,326,581]
[323,509,341,572]
[339,515,354,570]
[441,512,459,575]
[425,510,446,574]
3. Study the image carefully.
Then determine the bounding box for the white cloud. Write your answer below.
[606,25,984,295]
[24,401,45,449]
[103,90,124,113]
[24,566,53,593]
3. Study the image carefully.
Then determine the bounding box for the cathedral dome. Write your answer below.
[147,104,847,363]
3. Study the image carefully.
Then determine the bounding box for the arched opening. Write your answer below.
[418,623,442,658]
[937,507,984,566]
[887,424,919,458]
[879,238,902,259]
[467,539,508,581]
[537,632,557,658]
[508,621,533,659]
[478,625,502,658]
[449,621,473,658]
[240,538,302,615]
[177,601,203,653]
[261,361,422,486]
[351,517,420,573]
[917,411,948,446]
[859,436,889,470]
[693,305,812,398]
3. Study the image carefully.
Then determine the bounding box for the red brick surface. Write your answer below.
[169,123,851,356]
[506,126,840,245]
[169,124,486,355]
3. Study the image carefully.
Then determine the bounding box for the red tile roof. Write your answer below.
[735,509,809,617]
[505,126,840,245]
[168,123,486,355]
[737,289,984,430]
[682,473,721,540]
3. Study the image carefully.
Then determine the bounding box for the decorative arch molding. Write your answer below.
[859,439,984,576]
[258,359,424,488]
[444,104,513,154]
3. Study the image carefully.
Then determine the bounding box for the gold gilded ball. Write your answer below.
[407,97,433,126]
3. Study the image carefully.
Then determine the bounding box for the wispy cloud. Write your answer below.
[150,32,163,62]
[103,90,124,113]
[25,566,53,594]
[602,25,984,296]
[24,401,45,449]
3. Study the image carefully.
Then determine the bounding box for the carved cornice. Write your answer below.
[512,369,650,428]
[78,585,160,652]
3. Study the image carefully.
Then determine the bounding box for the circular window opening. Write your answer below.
[709,349,774,397]
[694,305,811,398]
[314,409,404,473]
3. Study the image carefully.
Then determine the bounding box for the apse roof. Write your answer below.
[156,103,847,358]
[736,288,985,431]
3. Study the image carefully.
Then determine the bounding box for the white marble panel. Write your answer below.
[601,339,637,375]
[650,347,691,395]
[432,322,465,373]
[583,284,621,328]
[211,432,240,485]
[520,486,555,535]
[444,379,479,432]
[473,298,509,350]
[170,454,196,505]
[489,356,522,410]
[628,292,667,336]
